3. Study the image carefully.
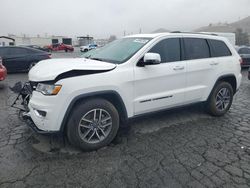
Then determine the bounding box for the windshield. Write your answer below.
[81,37,151,64]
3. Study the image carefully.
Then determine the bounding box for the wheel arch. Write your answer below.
[207,74,237,101]
[217,74,237,94]
[60,90,128,133]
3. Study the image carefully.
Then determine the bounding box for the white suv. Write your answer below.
[26,33,242,151]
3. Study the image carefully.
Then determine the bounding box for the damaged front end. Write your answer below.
[11,81,61,134]
[11,81,33,119]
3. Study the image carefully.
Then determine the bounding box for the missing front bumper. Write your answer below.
[11,82,60,135]
[21,111,60,135]
[11,82,33,112]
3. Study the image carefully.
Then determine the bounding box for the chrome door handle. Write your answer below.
[173,66,184,70]
[210,62,219,66]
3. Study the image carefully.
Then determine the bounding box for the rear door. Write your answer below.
[184,38,215,103]
[207,39,234,80]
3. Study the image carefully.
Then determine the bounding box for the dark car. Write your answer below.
[248,67,250,80]
[236,46,250,67]
[0,46,51,72]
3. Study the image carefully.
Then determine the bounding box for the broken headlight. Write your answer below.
[36,83,62,95]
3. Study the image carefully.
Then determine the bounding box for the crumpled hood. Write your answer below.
[28,58,116,82]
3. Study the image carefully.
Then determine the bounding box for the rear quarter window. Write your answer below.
[208,39,232,57]
[26,48,39,54]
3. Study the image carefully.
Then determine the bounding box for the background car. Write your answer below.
[236,46,250,67]
[0,57,7,81]
[80,44,98,52]
[45,43,74,52]
[248,67,250,80]
[0,46,51,73]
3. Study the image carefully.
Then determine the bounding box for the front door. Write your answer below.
[134,38,187,115]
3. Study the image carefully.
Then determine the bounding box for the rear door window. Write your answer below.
[149,38,181,63]
[208,39,232,57]
[183,38,210,60]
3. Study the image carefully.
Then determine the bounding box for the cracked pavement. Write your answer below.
[0,69,250,188]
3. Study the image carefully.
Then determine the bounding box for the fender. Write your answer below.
[60,90,128,132]
[207,73,237,101]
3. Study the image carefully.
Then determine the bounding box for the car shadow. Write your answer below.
[29,103,209,155]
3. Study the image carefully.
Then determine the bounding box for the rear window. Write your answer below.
[183,38,210,60]
[238,48,250,54]
[208,39,232,57]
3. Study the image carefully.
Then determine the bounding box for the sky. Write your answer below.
[0,0,249,38]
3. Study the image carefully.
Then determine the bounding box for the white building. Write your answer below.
[0,36,15,46]
[0,34,73,47]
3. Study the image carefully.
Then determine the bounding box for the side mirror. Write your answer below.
[143,53,161,65]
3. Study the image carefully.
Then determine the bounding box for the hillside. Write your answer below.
[231,16,250,32]
[152,28,170,33]
[195,16,250,33]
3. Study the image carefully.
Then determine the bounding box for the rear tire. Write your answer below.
[67,98,120,151]
[207,81,233,116]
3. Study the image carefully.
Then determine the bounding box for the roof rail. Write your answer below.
[170,31,218,36]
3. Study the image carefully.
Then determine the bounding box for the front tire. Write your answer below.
[67,98,120,151]
[207,81,233,116]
